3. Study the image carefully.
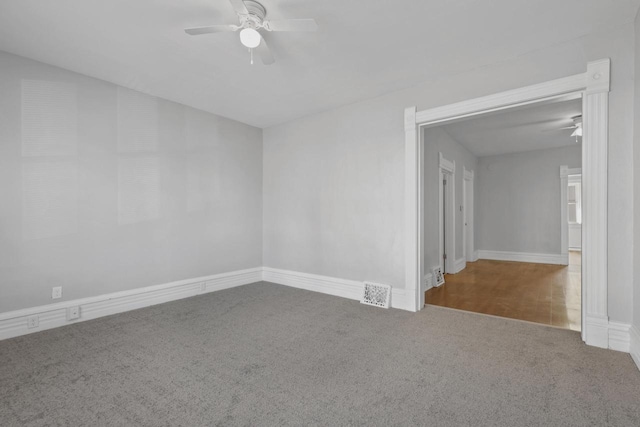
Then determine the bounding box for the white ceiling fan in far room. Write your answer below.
[544,115,582,141]
[184,0,318,65]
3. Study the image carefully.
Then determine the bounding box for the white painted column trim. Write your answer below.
[581,59,610,347]
[404,107,421,311]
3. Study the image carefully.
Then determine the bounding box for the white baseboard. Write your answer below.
[423,272,433,292]
[477,249,568,265]
[630,326,640,371]
[262,267,409,311]
[608,321,631,353]
[0,267,262,341]
[453,257,466,274]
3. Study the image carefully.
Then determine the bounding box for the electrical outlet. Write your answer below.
[52,286,62,299]
[27,315,39,329]
[66,306,80,321]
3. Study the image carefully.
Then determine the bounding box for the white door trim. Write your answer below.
[560,165,569,264]
[463,167,474,263]
[438,153,455,274]
[404,59,610,349]
[561,166,582,262]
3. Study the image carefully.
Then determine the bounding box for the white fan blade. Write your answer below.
[185,25,238,35]
[542,126,576,133]
[266,19,318,32]
[256,37,275,65]
[228,0,249,15]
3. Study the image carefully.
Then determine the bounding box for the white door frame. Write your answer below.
[463,167,475,263]
[438,153,455,274]
[404,59,610,348]
[560,166,582,264]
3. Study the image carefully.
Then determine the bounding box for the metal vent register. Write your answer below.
[361,282,391,309]
[432,267,445,287]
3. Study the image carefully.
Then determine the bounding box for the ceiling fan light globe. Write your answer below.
[240,28,261,48]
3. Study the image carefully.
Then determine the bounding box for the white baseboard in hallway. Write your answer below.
[0,267,263,341]
[477,250,568,265]
[453,257,466,274]
[262,267,409,311]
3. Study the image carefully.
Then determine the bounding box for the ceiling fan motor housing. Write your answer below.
[240,0,267,29]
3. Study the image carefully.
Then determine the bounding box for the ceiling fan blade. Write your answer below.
[266,18,318,32]
[542,126,577,133]
[185,25,238,35]
[256,37,275,65]
[228,0,249,15]
[501,118,565,129]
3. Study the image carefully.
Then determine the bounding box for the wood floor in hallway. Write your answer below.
[425,251,581,331]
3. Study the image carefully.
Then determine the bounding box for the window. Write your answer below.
[568,176,581,225]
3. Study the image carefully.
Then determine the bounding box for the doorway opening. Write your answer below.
[404,58,610,347]
[424,98,583,331]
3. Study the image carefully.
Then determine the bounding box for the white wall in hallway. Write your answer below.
[0,51,263,313]
[423,127,477,273]
[476,145,581,255]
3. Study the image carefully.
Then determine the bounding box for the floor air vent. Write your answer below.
[432,267,445,287]
[361,282,391,309]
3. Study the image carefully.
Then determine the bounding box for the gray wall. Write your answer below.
[0,52,263,313]
[423,127,477,271]
[476,146,581,254]
[263,24,635,324]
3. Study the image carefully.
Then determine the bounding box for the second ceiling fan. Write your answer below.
[185,0,318,65]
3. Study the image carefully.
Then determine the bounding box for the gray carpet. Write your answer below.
[1,282,639,426]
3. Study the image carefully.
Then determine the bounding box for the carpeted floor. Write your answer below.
[1,282,639,426]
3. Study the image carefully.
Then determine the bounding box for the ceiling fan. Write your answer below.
[541,115,582,140]
[184,0,318,65]
[560,115,583,138]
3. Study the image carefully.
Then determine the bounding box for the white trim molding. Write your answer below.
[560,165,569,263]
[581,59,610,348]
[463,167,474,181]
[463,167,475,264]
[453,257,466,274]
[263,267,410,311]
[630,326,640,371]
[423,272,433,292]
[608,321,631,353]
[477,250,568,265]
[405,59,611,349]
[439,153,456,274]
[439,152,455,173]
[0,268,263,341]
[560,166,582,263]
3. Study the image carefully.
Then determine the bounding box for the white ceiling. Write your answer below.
[0,0,638,128]
[441,98,582,157]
